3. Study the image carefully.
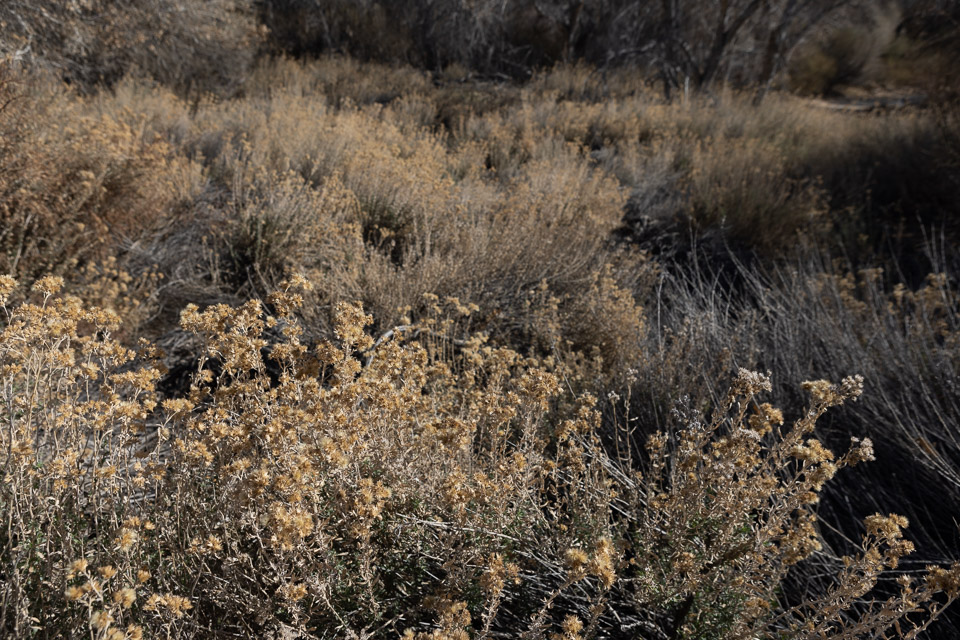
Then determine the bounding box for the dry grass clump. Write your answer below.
[631,252,960,632]
[607,89,958,267]
[649,258,960,487]
[2,278,958,638]
[244,56,436,109]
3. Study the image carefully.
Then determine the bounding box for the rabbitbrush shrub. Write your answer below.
[1,275,958,639]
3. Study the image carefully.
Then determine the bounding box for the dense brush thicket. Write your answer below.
[2,0,958,94]
[2,1,960,638]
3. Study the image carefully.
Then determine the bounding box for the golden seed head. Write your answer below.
[90,609,114,630]
[67,559,89,579]
[64,585,85,602]
[113,588,137,609]
[564,548,589,576]
[97,565,118,580]
[561,615,584,636]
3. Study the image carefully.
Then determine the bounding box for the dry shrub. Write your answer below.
[1,279,958,638]
[789,27,878,96]
[217,168,363,290]
[245,56,434,107]
[0,65,190,302]
[603,88,959,269]
[683,137,828,257]
[92,64,651,377]
[526,63,643,103]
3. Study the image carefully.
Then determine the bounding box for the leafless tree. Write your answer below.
[257,0,874,90]
[602,0,869,96]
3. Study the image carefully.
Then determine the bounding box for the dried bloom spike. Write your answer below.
[733,368,772,395]
[481,553,508,595]
[65,585,85,602]
[925,563,960,598]
[748,402,784,435]
[561,615,584,636]
[115,527,138,552]
[0,275,16,305]
[646,432,668,454]
[162,594,192,618]
[279,582,309,601]
[864,513,910,539]
[32,275,64,296]
[205,535,223,552]
[97,565,118,580]
[839,375,864,400]
[67,559,89,579]
[112,588,137,609]
[802,376,863,407]
[286,273,314,292]
[846,437,875,465]
[782,511,823,565]
[90,609,114,630]
[801,379,834,403]
[143,594,166,611]
[333,301,374,349]
[589,537,617,588]
[565,548,589,573]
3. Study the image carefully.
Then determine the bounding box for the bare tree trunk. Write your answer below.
[562,0,585,62]
[756,0,854,102]
[700,0,764,90]
[660,0,680,98]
